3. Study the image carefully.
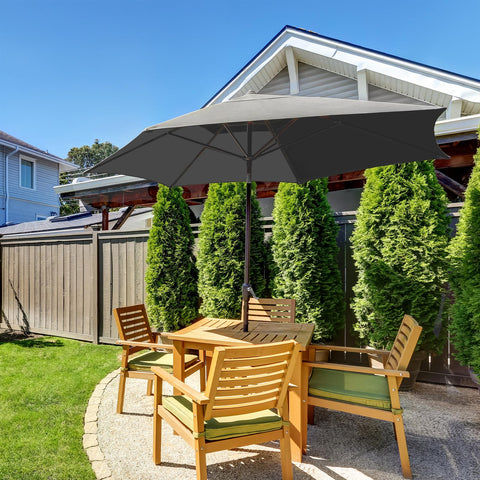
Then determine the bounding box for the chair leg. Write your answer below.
[393,416,412,479]
[194,438,207,480]
[117,371,127,414]
[280,426,293,480]
[153,406,162,465]
[146,379,153,396]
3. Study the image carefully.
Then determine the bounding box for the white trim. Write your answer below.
[0,138,77,172]
[285,46,299,94]
[357,68,368,100]
[207,28,480,110]
[435,114,480,137]
[19,154,36,190]
[53,174,149,195]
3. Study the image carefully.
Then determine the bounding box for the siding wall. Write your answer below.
[0,147,60,225]
[259,62,437,108]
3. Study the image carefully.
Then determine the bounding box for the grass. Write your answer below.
[0,335,120,480]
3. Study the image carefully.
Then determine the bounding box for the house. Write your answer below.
[0,130,76,225]
[55,25,480,216]
[0,207,153,237]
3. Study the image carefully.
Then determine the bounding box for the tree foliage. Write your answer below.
[351,161,450,353]
[145,185,199,331]
[66,139,118,170]
[59,139,119,216]
[197,183,266,318]
[270,179,345,341]
[448,135,480,374]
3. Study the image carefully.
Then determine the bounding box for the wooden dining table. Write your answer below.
[165,316,315,462]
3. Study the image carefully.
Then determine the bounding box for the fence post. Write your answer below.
[91,231,99,344]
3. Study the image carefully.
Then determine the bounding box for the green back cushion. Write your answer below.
[163,395,283,441]
[309,368,393,411]
[128,351,198,373]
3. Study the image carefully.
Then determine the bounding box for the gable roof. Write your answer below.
[205,26,480,138]
[0,130,77,172]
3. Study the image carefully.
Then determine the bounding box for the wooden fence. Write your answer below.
[0,205,473,386]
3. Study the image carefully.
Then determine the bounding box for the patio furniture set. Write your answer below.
[113,301,421,480]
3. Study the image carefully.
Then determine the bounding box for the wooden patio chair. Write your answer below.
[303,314,422,479]
[242,297,296,323]
[113,304,205,414]
[152,340,301,480]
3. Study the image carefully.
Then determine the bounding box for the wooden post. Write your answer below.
[101,205,109,230]
[91,231,99,344]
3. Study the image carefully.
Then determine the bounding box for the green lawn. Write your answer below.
[0,335,120,480]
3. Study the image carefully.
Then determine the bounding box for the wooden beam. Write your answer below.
[112,206,135,230]
[285,47,299,95]
[434,169,466,198]
[357,68,368,101]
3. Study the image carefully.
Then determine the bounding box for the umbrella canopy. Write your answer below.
[91,92,447,185]
[90,92,447,330]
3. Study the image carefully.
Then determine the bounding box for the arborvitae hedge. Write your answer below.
[351,161,450,353]
[197,182,266,318]
[145,185,198,331]
[449,135,480,375]
[271,179,345,341]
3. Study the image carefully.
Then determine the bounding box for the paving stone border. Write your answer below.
[83,369,120,480]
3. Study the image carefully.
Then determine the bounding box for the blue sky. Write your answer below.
[1,0,479,159]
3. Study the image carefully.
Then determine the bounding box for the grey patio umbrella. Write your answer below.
[89,92,447,330]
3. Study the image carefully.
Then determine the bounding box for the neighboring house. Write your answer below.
[0,207,153,237]
[56,25,480,214]
[0,130,76,225]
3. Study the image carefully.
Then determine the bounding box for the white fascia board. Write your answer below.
[0,138,77,172]
[435,114,480,137]
[53,174,148,195]
[208,28,480,106]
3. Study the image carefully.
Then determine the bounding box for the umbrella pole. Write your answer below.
[242,123,253,332]
[242,178,252,332]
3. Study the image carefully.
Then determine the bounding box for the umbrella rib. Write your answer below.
[223,124,249,158]
[169,126,226,186]
[168,131,245,160]
[251,119,298,160]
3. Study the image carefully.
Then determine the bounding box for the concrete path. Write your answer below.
[85,370,480,480]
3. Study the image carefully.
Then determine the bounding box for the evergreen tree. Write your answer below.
[197,183,266,318]
[351,161,450,353]
[271,179,345,341]
[145,185,198,331]
[449,135,480,374]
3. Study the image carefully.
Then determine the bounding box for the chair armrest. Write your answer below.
[303,361,410,378]
[309,344,390,356]
[151,366,210,404]
[117,340,174,350]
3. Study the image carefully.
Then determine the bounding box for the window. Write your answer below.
[20,157,35,189]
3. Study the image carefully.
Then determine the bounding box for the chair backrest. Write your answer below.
[113,304,155,352]
[385,315,422,371]
[203,340,300,421]
[242,297,296,323]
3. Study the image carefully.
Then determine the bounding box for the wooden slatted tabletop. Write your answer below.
[166,317,314,351]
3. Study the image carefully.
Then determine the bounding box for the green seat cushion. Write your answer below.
[128,351,198,373]
[309,367,397,411]
[163,395,283,441]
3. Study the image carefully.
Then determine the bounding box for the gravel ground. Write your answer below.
[96,371,480,480]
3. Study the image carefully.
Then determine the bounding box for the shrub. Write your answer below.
[145,185,198,331]
[449,135,480,374]
[351,161,450,353]
[270,179,345,341]
[197,182,266,318]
